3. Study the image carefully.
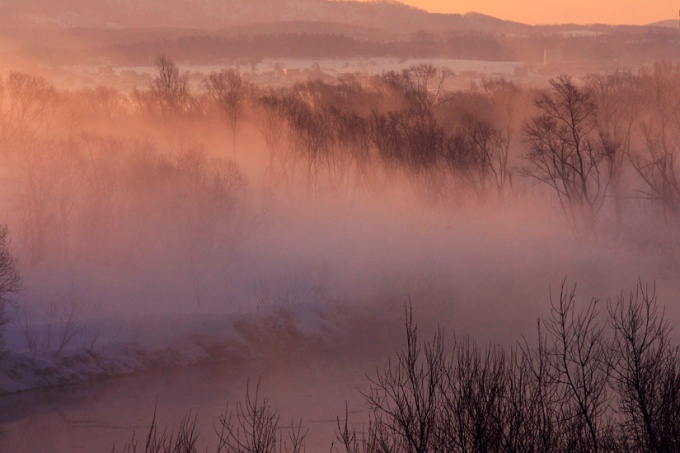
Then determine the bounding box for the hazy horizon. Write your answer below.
[374,0,674,26]
[0,0,675,28]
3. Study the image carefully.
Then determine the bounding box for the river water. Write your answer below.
[0,351,376,452]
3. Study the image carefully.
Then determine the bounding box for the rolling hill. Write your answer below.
[0,0,527,34]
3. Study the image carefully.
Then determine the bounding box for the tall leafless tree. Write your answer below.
[629,63,680,221]
[541,281,610,452]
[253,91,290,186]
[608,281,680,452]
[523,75,610,233]
[134,56,191,117]
[205,70,249,156]
[586,71,644,230]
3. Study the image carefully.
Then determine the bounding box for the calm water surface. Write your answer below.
[0,352,375,452]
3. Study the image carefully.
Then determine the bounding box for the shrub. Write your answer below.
[0,225,22,357]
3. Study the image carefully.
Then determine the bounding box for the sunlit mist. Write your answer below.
[0,1,679,452]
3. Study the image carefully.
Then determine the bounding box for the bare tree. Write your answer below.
[361,304,447,453]
[542,281,611,452]
[585,71,644,230]
[283,97,335,190]
[608,281,680,452]
[459,113,512,197]
[481,76,519,195]
[65,85,130,135]
[631,125,680,221]
[504,342,560,452]
[253,91,289,186]
[205,70,249,156]
[135,56,191,117]
[629,63,680,221]
[215,379,307,453]
[382,64,453,114]
[0,225,21,356]
[439,339,508,452]
[9,139,81,264]
[523,75,610,233]
[0,71,57,147]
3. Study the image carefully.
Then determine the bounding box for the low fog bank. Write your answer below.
[7,183,680,354]
[2,184,679,448]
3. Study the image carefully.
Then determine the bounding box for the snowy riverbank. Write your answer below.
[0,303,346,395]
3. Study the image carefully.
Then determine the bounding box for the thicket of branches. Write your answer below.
[114,380,307,453]
[333,283,680,453]
[113,281,680,453]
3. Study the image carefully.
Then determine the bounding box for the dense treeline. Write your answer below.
[78,28,680,66]
[1,58,680,266]
[112,31,516,63]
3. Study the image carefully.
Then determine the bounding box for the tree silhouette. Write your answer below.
[523,75,609,233]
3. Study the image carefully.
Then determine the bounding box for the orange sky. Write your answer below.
[394,0,675,25]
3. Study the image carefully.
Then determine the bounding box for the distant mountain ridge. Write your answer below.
[2,0,678,68]
[648,19,679,28]
[0,0,528,34]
